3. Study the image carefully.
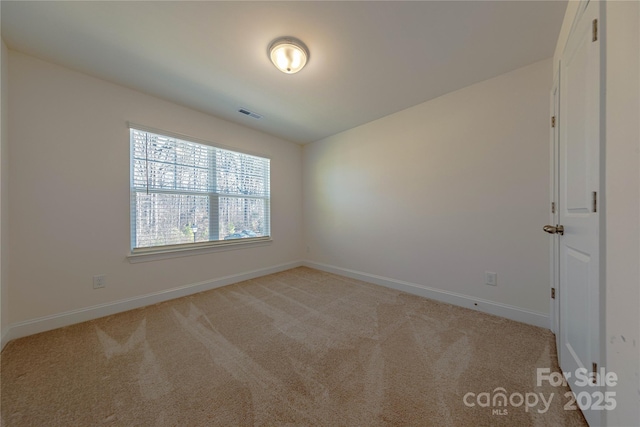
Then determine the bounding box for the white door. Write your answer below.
[552,1,603,426]
[550,73,560,355]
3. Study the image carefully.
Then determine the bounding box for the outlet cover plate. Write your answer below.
[485,272,497,286]
[93,275,106,289]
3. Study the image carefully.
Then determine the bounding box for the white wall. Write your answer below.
[7,52,303,326]
[303,59,552,317]
[553,2,640,425]
[1,38,9,342]
[602,2,640,426]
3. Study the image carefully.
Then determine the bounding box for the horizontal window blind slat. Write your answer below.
[131,188,270,199]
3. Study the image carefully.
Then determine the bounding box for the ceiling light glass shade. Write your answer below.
[269,37,309,74]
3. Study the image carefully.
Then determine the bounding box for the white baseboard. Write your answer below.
[2,261,303,348]
[1,259,549,350]
[303,261,550,329]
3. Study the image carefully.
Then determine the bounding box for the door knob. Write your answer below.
[543,225,564,235]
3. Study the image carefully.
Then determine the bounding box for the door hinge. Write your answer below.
[592,362,598,384]
[593,191,597,213]
[551,116,556,128]
[551,202,556,214]
[551,288,556,299]
[592,19,598,42]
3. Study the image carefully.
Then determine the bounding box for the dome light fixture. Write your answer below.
[268,37,309,74]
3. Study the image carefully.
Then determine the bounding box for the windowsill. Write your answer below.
[127,238,273,264]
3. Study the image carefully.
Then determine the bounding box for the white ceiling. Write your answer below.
[1,1,567,144]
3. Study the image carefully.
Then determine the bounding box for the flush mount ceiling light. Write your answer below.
[268,37,309,74]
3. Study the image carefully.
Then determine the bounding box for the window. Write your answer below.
[130,126,270,252]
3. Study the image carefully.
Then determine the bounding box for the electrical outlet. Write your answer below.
[306,245,310,254]
[485,272,497,286]
[93,275,106,289]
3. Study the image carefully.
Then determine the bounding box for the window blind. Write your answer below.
[130,127,270,251]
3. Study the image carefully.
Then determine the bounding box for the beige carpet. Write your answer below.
[1,267,587,426]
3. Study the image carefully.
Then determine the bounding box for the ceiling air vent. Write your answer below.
[238,108,263,120]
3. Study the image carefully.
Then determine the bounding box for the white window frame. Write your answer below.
[127,123,271,263]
